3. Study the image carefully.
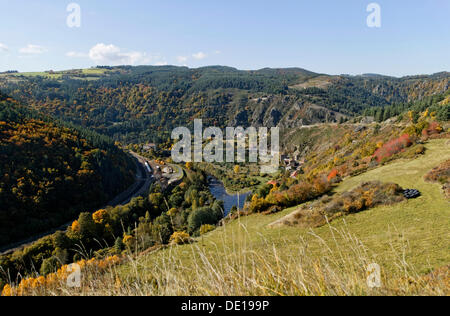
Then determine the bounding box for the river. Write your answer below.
[208,176,252,216]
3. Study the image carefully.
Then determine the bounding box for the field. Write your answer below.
[0,68,110,81]
[43,138,449,296]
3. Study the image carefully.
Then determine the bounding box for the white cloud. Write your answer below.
[88,43,153,66]
[192,52,207,60]
[0,43,9,52]
[19,44,47,55]
[65,44,166,66]
[66,51,88,58]
[176,56,188,64]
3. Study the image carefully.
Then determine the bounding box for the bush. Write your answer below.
[188,207,222,233]
[327,169,342,183]
[169,231,192,245]
[424,160,450,199]
[249,177,332,213]
[40,257,60,276]
[374,134,413,162]
[278,181,405,228]
[199,224,215,235]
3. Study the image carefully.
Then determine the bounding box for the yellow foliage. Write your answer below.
[123,235,134,246]
[1,284,13,296]
[170,231,191,245]
[168,208,178,217]
[333,156,341,165]
[200,224,215,235]
[92,209,108,224]
[2,255,123,296]
[269,185,279,195]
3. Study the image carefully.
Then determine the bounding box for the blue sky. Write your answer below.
[0,0,449,76]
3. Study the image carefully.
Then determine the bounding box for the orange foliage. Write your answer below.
[327,169,339,182]
[1,255,122,296]
[92,209,108,224]
[71,220,81,233]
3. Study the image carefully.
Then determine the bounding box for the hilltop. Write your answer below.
[0,66,448,144]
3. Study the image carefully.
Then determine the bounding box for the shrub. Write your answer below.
[422,121,443,138]
[199,224,215,235]
[424,160,450,199]
[374,134,413,163]
[187,207,222,233]
[327,169,341,183]
[276,181,405,228]
[122,235,135,248]
[169,231,191,245]
[92,209,109,224]
[249,177,331,214]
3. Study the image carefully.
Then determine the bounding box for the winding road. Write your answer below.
[0,153,154,255]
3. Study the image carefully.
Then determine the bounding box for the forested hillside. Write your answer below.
[1,66,447,144]
[0,93,135,247]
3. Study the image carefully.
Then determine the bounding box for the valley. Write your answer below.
[0,66,449,296]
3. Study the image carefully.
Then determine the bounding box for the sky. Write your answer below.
[0,0,449,77]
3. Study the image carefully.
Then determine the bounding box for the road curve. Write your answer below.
[0,153,153,255]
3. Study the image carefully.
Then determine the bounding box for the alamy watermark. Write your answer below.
[366,263,381,288]
[66,263,81,288]
[367,3,381,28]
[171,120,280,174]
[67,3,81,28]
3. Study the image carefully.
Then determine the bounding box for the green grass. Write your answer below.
[0,68,109,81]
[107,138,450,295]
[81,68,108,75]
[11,72,63,79]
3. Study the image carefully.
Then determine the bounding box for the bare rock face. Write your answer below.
[232,94,349,129]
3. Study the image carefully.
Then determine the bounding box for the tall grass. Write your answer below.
[14,220,448,296]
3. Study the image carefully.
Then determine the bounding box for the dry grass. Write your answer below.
[15,223,448,296]
[424,159,450,199]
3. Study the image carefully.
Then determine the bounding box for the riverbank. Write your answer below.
[196,162,266,194]
[208,176,252,215]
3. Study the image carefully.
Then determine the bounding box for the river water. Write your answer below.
[208,176,252,216]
